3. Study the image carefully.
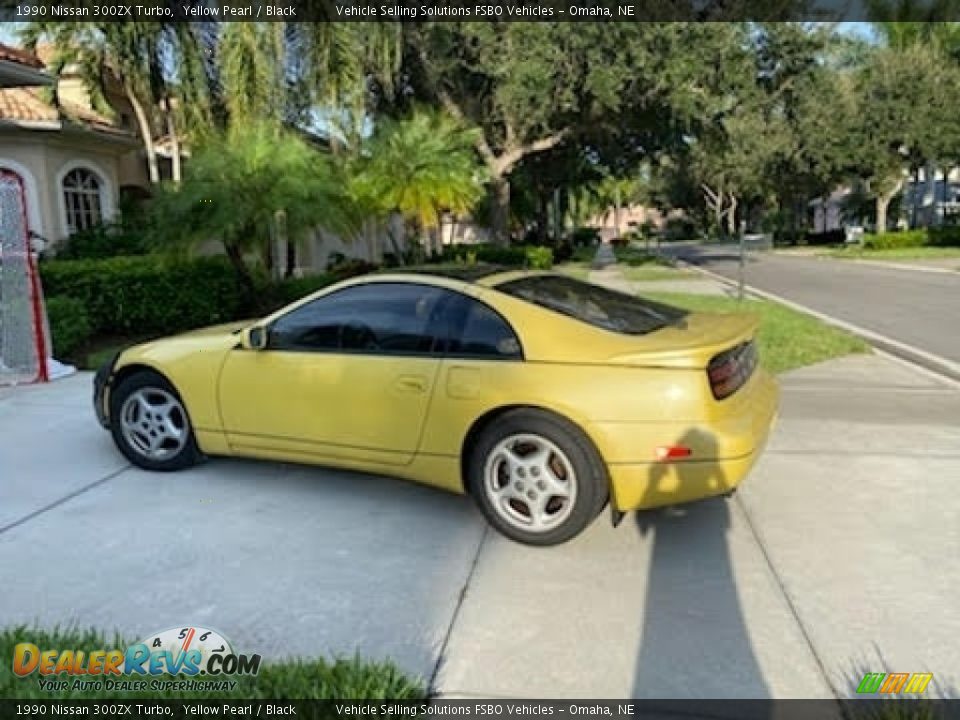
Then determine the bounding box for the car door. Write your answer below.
[217,281,450,466]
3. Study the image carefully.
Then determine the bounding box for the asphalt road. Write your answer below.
[668,244,960,366]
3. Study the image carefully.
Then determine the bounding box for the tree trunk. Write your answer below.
[876,193,892,235]
[726,196,738,238]
[167,104,182,185]
[923,161,938,227]
[124,81,160,185]
[490,175,511,245]
[224,242,256,301]
[387,228,405,265]
[535,191,549,244]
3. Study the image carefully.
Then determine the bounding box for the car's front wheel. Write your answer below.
[467,410,608,546]
[109,370,200,471]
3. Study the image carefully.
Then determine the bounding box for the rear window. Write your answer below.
[495,275,687,335]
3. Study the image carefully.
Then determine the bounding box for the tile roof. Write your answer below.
[0,43,44,69]
[0,86,58,123]
[0,85,126,134]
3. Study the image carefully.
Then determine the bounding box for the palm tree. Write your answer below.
[151,123,357,297]
[21,22,173,185]
[351,108,487,262]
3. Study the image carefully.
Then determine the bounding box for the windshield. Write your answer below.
[495,275,688,335]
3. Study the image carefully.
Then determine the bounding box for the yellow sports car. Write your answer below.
[93,268,778,545]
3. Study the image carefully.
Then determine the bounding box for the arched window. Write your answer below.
[62,168,103,233]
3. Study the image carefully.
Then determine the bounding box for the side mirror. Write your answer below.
[242,325,268,351]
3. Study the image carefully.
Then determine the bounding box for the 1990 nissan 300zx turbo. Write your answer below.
[93,268,778,545]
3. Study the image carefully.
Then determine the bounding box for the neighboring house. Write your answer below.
[813,169,960,234]
[585,204,679,241]
[0,43,153,252]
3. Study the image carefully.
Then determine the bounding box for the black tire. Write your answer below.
[466,409,608,546]
[109,370,201,472]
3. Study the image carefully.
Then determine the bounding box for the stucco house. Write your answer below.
[0,43,155,252]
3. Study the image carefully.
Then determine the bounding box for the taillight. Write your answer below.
[707,340,758,400]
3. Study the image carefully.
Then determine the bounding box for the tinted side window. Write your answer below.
[445,297,522,360]
[268,283,448,354]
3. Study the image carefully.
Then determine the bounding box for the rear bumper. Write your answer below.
[605,370,779,512]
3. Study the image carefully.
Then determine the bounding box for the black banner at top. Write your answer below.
[0,0,951,22]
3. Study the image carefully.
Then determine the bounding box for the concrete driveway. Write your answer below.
[1,356,958,699]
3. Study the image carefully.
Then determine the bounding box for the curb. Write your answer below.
[680,260,960,385]
[829,257,959,275]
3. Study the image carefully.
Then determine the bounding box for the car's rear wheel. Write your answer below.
[467,410,607,546]
[110,370,200,471]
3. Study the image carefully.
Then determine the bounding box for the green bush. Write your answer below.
[54,223,153,260]
[927,226,960,247]
[426,243,552,268]
[570,227,600,246]
[476,244,527,266]
[524,245,554,269]
[45,296,92,359]
[39,256,244,336]
[862,230,928,249]
[260,273,338,313]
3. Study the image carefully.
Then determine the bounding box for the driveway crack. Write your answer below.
[0,465,131,536]
[734,492,841,701]
[427,523,488,697]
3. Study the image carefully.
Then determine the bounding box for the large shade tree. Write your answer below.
[402,22,686,243]
[850,43,960,233]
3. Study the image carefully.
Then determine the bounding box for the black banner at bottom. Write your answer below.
[3,699,960,720]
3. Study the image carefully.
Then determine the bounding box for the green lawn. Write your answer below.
[553,261,591,280]
[1,626,424,701]
[641,291,870,374]
[620,264,692,282]
[824,246,960,260]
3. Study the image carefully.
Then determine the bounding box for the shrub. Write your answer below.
[39,256,244,336]
[45,296,92,359]
[257,273,337,314]
[476,244,527,266]
[54,224,154,260]
[552,242,574,263]
[862,230,928,249]
[927,226,960,247]
[571,227,600,246]
[329,259,379,280]
[804,229,846,246]
[524,245,554,269]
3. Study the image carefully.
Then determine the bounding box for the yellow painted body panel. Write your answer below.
[108,272,779,512]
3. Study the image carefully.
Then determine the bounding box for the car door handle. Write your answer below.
[395,374,428,393]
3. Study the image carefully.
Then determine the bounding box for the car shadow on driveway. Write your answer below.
[632,430,771,702]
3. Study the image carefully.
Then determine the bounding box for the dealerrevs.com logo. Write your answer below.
[13,626,261,693]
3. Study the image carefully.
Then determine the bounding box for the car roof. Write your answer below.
[356,265,547,289]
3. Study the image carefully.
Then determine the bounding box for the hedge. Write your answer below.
[45,296,92,359]
[432,243,553,268]
[862,227,960,250]
[259,272,338,314]
[40,255,245,336]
